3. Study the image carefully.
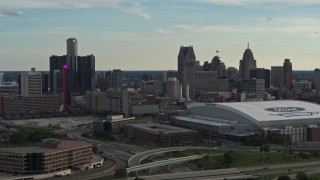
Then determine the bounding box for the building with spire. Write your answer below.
[239,43,257,80]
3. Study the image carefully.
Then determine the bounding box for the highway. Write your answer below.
[127,168,256,180]
[67,130,145,169]
[67,130,145,153]
[240,161,320,173]
[128,146,209,167]
[126,155,205,173]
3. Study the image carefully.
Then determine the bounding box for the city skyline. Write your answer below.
[1,0,320,71]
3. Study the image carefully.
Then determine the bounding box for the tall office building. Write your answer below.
[239,43,257,80]
[211,56,221,78]
[110,69,123,90]
[195,71,217,98]
[185,61,197,99]
[0,72,3,86]
[78,55,95,91]
[20,68,42,96]
[314,68,320,93]
[50,55,67,92]
[226,67,238,79]
[271,66,283,88]
[42,74,49,93]
[66,38,78,90]
[50,38,95,93]
[53,70,62,94]
[178,46,196,97]
[283,59,293,89]
[250,68,271,88]
[67,38,78,56]
[166,77,180,98]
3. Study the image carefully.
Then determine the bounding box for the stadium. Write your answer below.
[186,100,320,128]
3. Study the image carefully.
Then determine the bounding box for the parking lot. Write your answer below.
[0,116,99,129]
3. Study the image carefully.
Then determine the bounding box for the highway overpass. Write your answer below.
[128,146,209,167]
[126,155,205,173]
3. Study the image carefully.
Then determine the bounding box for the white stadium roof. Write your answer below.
[187,100,320,127]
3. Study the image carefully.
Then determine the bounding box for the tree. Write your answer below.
[114,168,127,178]
[277,175,291,180]
[223,152,234,164]
[10,132,27,144]
[296,172,308,180]
[260,145,270,152]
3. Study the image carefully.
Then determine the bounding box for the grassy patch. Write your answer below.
[175,149,320,170]
[0,127,62,148]
[309,172,320,180]
[255,171,297,180]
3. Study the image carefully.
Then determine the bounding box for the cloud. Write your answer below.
[174,24,236,33]
[0,0,151,19]
[194,0,320,5]
[105,32,173,42]
[0,27,76,36]
[155,28,175,35]
[174,17,320,37]
[119,1,151,19]
[1,10,23,16]
[267,17,272,21]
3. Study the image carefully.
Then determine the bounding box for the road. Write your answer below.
[126,155,205,173]
[67,130,145,169]
[127,168,256,180]
[240,161,320,173]
[68,130,145,153]
[128,146,209,167]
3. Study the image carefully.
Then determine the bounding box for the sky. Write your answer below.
[1,0,320,71]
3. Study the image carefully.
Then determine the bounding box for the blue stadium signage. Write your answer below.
[265,107,319,117]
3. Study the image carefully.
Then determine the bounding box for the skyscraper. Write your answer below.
[178,46,196,97]
[110,69,123,90]
[314,68,320,93]
[239,43,257,80]
[250,68,271,88]
[283,59,293,89]
[211,56,221,78]
[78,55,95,91]
[50,55,67,92]
[50,38,95,93]
[271,66,283,88]
[67,38,78,56]
[0,72,3,86]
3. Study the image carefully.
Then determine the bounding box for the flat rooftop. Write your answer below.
[175,116,234,127]
[0,139,91,154]
[128,123,195,134]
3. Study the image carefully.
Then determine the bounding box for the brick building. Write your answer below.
[0,139,92,175]
[0,95,62,118]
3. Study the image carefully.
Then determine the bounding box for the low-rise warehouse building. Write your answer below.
[125,123,197,145]
[175,115,255,139]
[93,115,136,135]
